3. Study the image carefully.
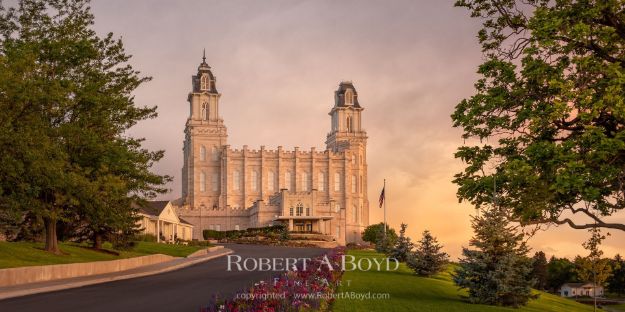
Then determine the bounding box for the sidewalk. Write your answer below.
[0,247,233,301]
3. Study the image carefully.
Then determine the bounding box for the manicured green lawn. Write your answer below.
[609,304,625,311]
[0,241,206,269]
[132,241,206,257]
[334,250,595,312]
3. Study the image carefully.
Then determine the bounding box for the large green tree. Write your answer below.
[608,254,625,295]
[0,0,168,252]
[362,222,398,245]
[453,0,625,231]
[546,256,579,292]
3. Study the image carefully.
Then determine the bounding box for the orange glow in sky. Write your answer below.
[90,0,625,259]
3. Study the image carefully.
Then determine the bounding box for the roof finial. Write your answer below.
[202,48,206,63]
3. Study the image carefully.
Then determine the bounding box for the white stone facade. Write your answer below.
[175,57,369,245]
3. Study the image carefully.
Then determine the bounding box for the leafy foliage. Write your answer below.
[0,0,169,252]
[608,254,625,295]
[454,206,536,307]
[362,222,398,245]
[546,256,579,292]
[453,0,625,232]
[574,228,612,287]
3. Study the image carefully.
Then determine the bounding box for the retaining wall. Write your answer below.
[0,254,175,287]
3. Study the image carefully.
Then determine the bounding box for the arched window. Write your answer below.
[200,145,206,161]
[296,203,303,216]
[211,146,218,161]
[346,116,352,132]
[212,173,219,191]
[318,172,326,191]
[233,170,241,191]
[200,171,206,192]
[285,171,292,190]
[289,206,294,216]
[301,172,309,191]
[345,90,353,105]
[200,74,208,90]
[360,175,363,193]
[201,102,208,120]
[251,170,259,192]
[334,172,341,192]
[268,171,275,191]
[306,207,310,216]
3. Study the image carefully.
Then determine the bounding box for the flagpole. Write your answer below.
[384,179,387,239]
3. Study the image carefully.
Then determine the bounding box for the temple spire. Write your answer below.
[202,48,206,63]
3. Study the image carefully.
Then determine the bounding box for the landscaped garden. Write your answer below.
[0,241,208,269]
[333,250,595,312]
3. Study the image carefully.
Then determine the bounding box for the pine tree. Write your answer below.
[531,251,548,290]
[407,230,449,277]
[453,206,535,307]
[375,235,396,255]
[389,223,413,262]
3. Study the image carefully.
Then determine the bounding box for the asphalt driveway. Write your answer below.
[0,244,326,312]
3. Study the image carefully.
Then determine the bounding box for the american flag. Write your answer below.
[379,186,385,208]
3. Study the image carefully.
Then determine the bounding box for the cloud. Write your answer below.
[84,0,625,259]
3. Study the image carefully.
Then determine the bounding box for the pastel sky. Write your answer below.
[85,0,624,259]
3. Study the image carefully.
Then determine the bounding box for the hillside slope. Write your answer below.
[334,250,595,312]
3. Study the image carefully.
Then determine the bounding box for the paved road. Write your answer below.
[0,244,326,312]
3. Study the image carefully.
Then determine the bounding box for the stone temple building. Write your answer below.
[174,56,369,245]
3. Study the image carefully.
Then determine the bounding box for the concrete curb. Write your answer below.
[187,245,224,258]
[0,248,233,301]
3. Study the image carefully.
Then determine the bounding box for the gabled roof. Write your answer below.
[137,200,170,217]
[179,217,193,226]
[561,282,599,288]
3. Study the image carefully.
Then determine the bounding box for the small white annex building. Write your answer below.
[137,200,194,242]
[560,283,604,298]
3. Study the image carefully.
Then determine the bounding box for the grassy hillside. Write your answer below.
[334,250,595,312]
[0,241,206,269]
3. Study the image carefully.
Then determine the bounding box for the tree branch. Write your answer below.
[552,218,625,231]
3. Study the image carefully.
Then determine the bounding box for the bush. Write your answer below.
[362,222,397,245]
[187,240,213,247]
[203,224,288,241]
[110,233,137,251]
[135,234,157,242]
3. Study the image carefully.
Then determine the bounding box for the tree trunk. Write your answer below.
[93,232,103,249]
[44,217,60,254]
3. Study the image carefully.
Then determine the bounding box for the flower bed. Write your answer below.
[202,248,345,312]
